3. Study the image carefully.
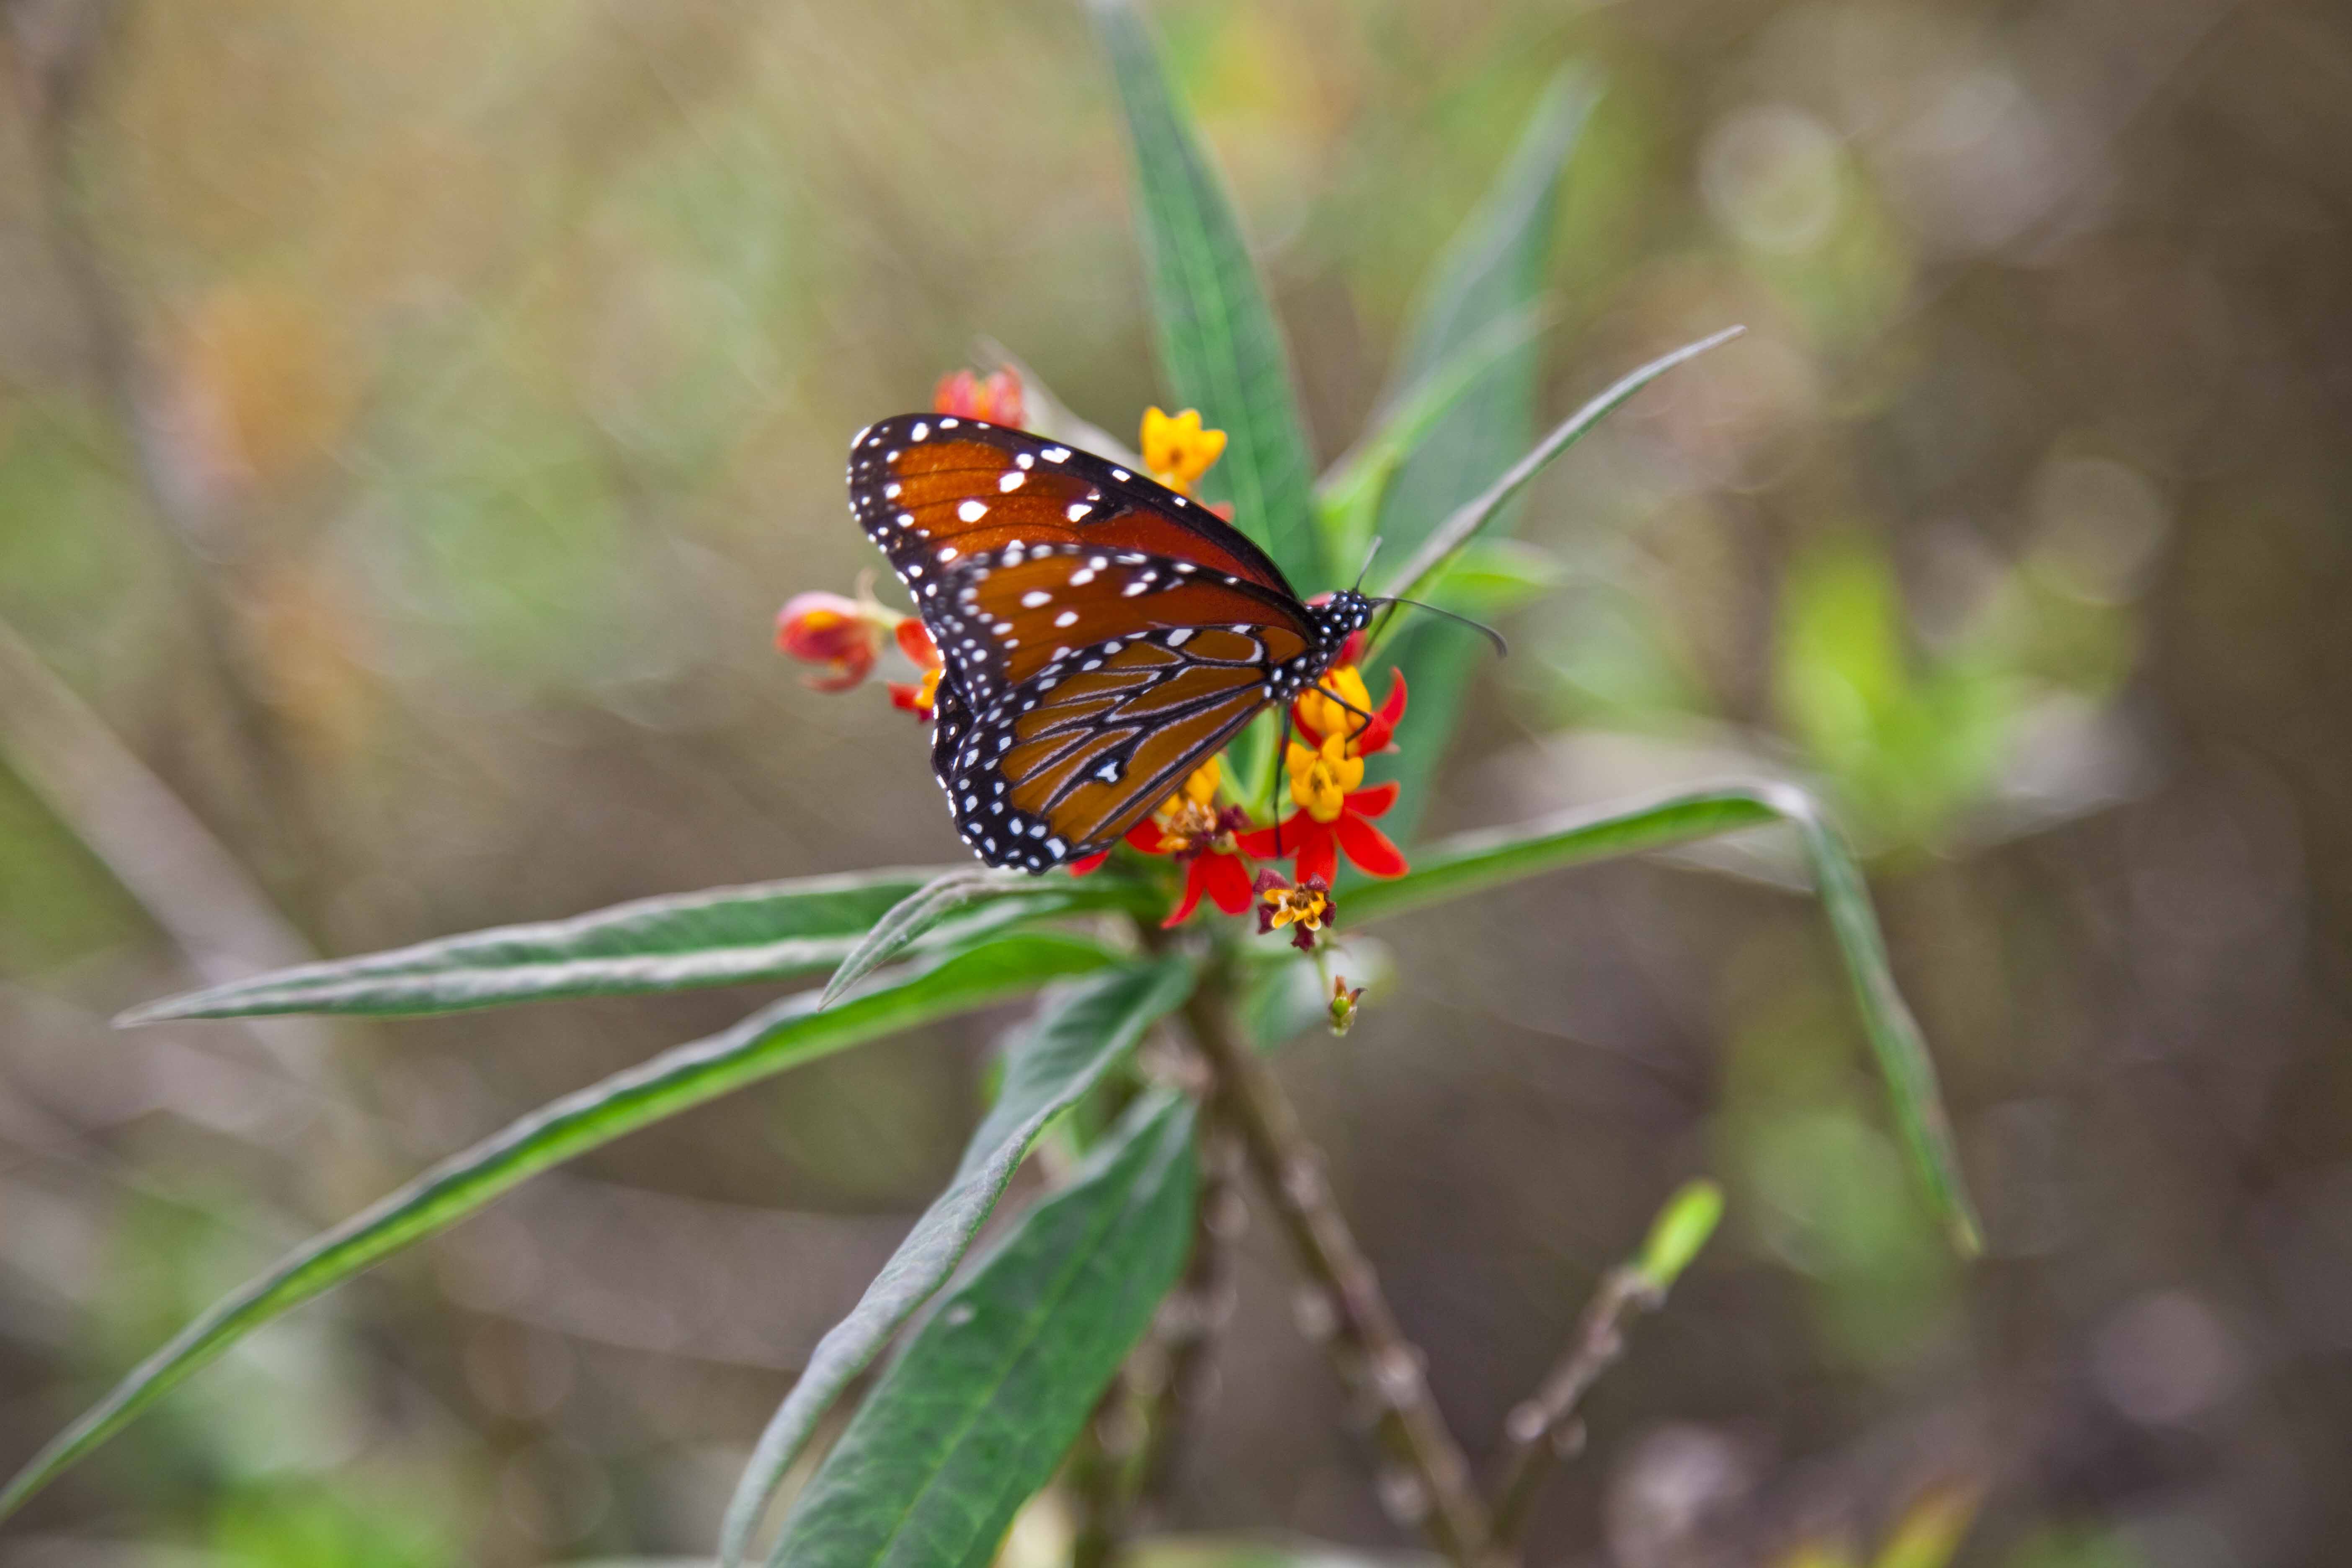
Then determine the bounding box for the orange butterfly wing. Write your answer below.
[848,414,1367,870]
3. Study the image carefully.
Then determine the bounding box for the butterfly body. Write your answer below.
[847,413,1370,873]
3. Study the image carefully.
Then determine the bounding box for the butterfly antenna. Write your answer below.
[1367,597,1509,658]
[1351,536,1385,593]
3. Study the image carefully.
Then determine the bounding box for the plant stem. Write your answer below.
[1133,1108,1242,1510]
[1486,1265,1662,1550]
[1176,985,1495,1566]
[1068,1374,1140,1568]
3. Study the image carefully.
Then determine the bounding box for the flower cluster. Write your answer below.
[1070,757,1254,926]
[1075,645,1411,942]
[774,578,943,722]
[1238,652,1408,888]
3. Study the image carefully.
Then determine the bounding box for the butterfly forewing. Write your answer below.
[849,414,1293,594]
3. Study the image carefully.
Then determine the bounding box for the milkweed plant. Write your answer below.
[2,5,1980,1565]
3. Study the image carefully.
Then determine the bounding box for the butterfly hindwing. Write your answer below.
[938,634,1274,868]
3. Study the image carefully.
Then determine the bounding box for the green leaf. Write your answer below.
[1315,302,1552,571]
[121,867,1149,1022]
[719,957,1198,1566]
[0,933,1117,1523]
[766,1091,1198,1568]
[820,870,1044,1009]
[1374,325,1746,637]
[1419,537,1569,619]
[1373,68,1600,562]
[1349,69,1598,841]
[1091,0,1321,587]
[1349,783,1981,1254]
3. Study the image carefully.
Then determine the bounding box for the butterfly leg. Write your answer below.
[1313,686,1385,750]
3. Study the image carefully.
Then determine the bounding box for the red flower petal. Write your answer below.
[1161,862,1208,927]
[885,680,934,720]
[1200,851,1256,916]
[895,618,938,666]
[1347,781,1400,818]
[1295,831,1338,888]
[1334,812,1407,877]
[806,656,874,692]
[1069,849,1112,877]
[1232,817,1290,859]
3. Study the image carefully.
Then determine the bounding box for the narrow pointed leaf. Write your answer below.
[1376,325,1745,618]
[719,956,1198,1565]
[1091,0,1321,586]
[0,933,1117,1523]
[1315,301,1553,570]
[1374,68,1602,562]
[765,1091,1198,1568]
[1348,783,1981,1254]
[820,870,1039,1009]
[121,866,1150,1023]
[1355,69,1599,839]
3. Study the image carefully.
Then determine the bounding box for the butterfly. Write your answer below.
[846,413,1373,873]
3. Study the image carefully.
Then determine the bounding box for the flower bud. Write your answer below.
[776,592,881,691]
[933,366,1025,426]
[1328,975,1366,1036]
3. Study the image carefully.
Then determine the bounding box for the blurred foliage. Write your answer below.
[1,0,2347,1563]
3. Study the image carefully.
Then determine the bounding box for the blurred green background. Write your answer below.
[1,0,2347,1564]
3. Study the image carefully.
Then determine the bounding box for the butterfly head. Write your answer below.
[1313,589,1375,650]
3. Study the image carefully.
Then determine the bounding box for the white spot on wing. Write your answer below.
[958,499,989,523]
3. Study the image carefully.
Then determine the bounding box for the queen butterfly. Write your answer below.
[847,413,1372,872]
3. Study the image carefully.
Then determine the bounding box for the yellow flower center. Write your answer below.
[1140,406,1228,495]
[1296,664,1375,753]
[1286,735,1362,824]
[1260,882,1331,932]
[910,664,941,713]
[1153,758,1232,853]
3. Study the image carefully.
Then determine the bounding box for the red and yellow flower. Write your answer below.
[775,589,889,691]
[1253,869,1336,952]
[776,580,942,723]
[1238,659,1410,886]
[883,619,943,722]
